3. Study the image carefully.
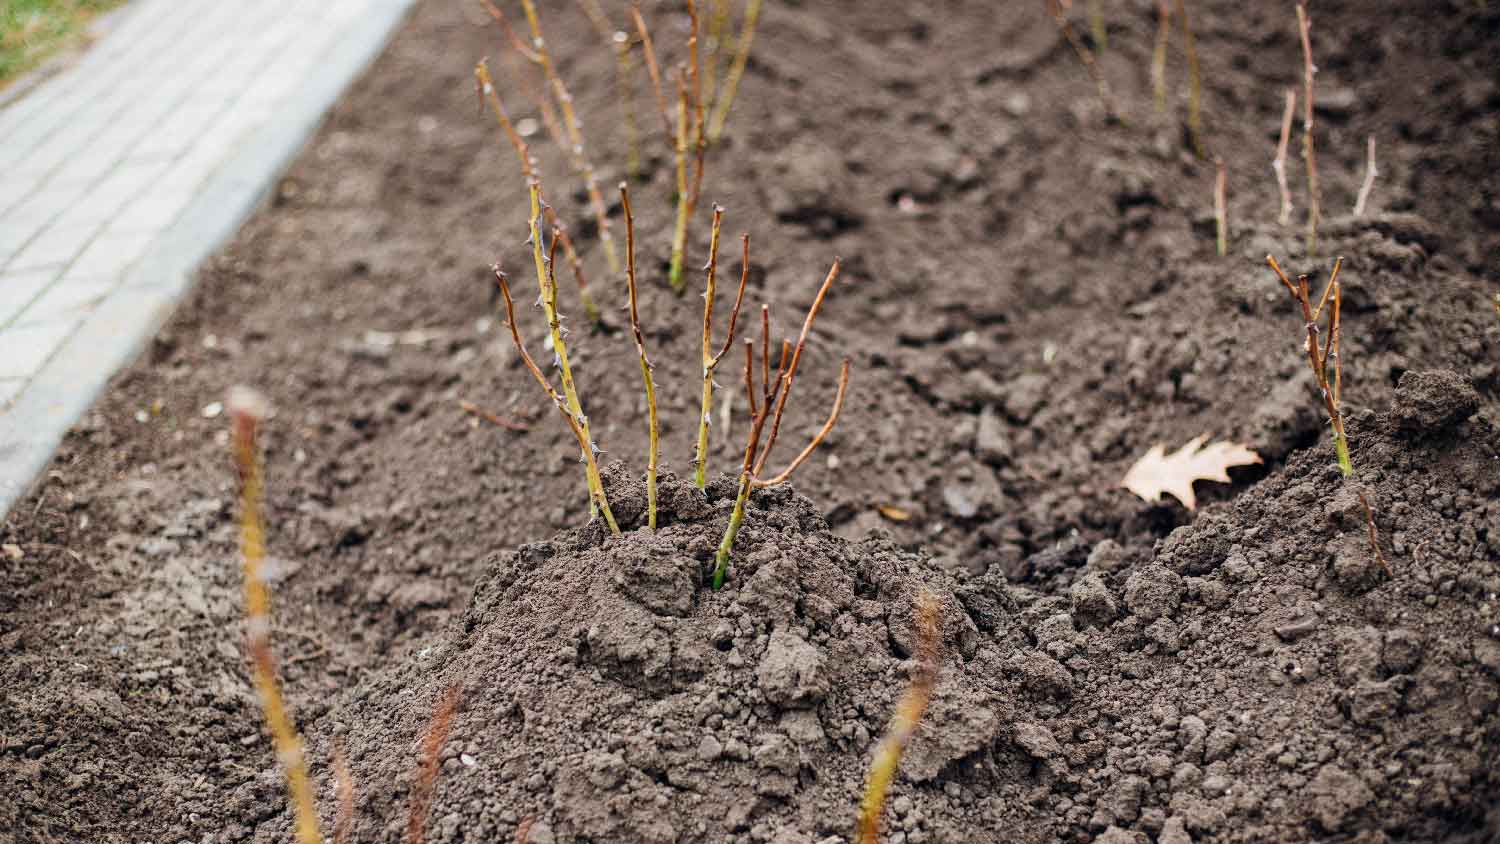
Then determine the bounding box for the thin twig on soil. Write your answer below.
[459,399,531,432]
[1354,135,1378,217]
[1273,86,1297,226]
[407,684,461,844]
[620,182,661,528]
[1357,490,1393,577]
[856,590,942,844]
[1296,3,1320,254]
[229,386,321,844]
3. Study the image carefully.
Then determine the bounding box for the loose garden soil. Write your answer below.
[2,1,1497,842]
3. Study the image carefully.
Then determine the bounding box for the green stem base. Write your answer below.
[712,476,752,590]
[1334,432,1352,478]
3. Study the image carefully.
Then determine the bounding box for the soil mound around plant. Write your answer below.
[329,464,1009,843]
[328,384,1498,843]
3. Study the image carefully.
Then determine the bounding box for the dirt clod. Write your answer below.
[1392,368,1481,435]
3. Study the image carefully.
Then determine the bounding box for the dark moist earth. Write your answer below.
[2,1,1497,842]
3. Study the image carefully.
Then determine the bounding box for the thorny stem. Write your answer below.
[856,591,942,844]
[543,211,601,324]
[631,4,674,144]
[544,228,619,531]
[1177,0,1204,157]
[518,0,620,276]
[705,0,731,102]
[1151,0,1171,115]
[577,0,642,182]
[475,60,533,179]
[713,262,847,588]
[669,74,694,292]
[759,304,770,400]
[618,32,642,181]
[480,2,566,150]
[686,0,706,190]
[529,186,588,499]
[693,211,723,488]
[1048,0,1117,122]
[495,264,619,533]
[1297,3,1320,255]
[504,196,620,534]
[712,340,777,590]
[620,183,660,529]
[707,0,762,142]
[1214,157,1228,257]
[1273,87,1297,227]
[1354,135,1378,217]
[694,211,750,487]
[1087,0,1106,50]
[1270,258,1388,574]
[686,0,709,209]
[752,260,842,476]
[229,388,321,844]
[476,62,600,324]
[1267,254,1350,477]
[713,477,752,590]
[752,360,850,488]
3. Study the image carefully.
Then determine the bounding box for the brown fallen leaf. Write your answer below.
[877,504,912,522]
[1121,435,1262,510]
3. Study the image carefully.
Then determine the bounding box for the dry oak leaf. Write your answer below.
[1121,434,1262,510]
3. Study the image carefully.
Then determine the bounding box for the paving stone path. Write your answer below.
[0,0,417,517]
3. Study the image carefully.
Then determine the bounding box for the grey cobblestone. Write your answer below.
[0,0,418,517]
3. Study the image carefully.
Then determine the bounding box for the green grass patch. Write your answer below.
[1,0,126,87]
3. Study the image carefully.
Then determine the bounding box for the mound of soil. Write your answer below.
[329,465,995,843]
[322,378,1496,844]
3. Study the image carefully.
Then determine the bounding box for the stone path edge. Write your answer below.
[0,0,419,520]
